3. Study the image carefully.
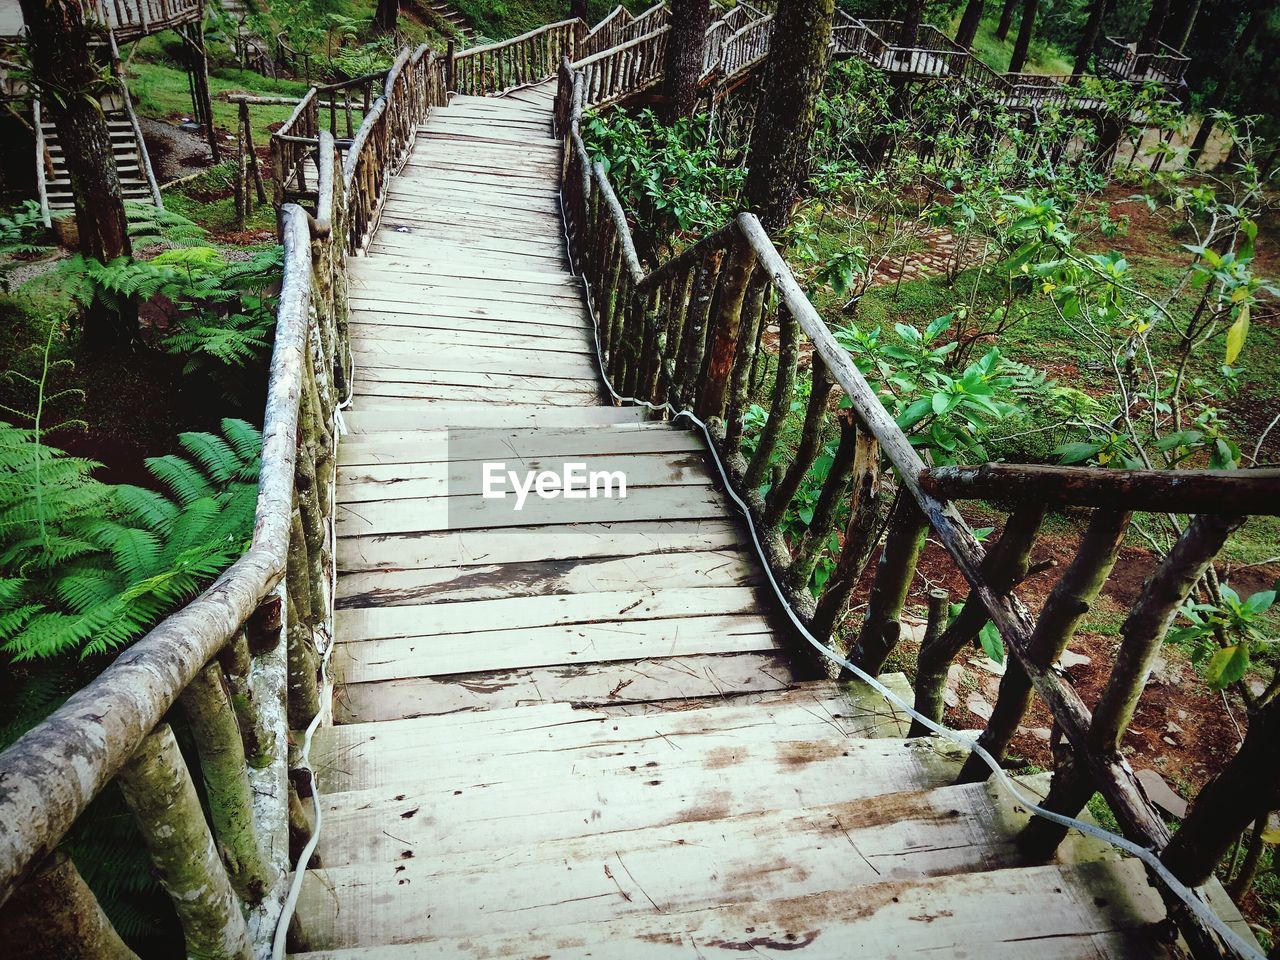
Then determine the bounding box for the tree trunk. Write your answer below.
[661,0,710,123]
[373,0,399,34]
[18,0,135,346]
[1137,0,1171,55]
[1189,0,1265,162]
[1072,0,1107,76]
[0,852,140,960]
[1165,0,1202,49]
[909,504,1046,736]
[1008,0,1039,71]
[181,661,275,903]
[1162,698,1280,886]
[899,0,925,46]
[571,0,589,20]
[955,0,986,47]
[995,0,1019,41]
[742,0,835,233]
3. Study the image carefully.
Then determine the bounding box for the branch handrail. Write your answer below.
[450,17,584,96]
[0,38,446,953]
[570,25,670,112]
[560,60,1267,959]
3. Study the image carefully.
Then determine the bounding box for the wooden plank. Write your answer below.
[336,519,749,572]
[342,405,644,434]
[336,424,704,467]
[382,186,561,217]
[333,613,779,682]
[337,585,765,642]
[334,483,730,537]
[373,206,563,237]
[337,450,712,501]
[348,276,582,309]
[351,382,599,408]
[309,735,960,859]
[336,549,758,608]
[349,321,591,353]
[392,169,562,199]
[347,297,588,327]
[333,652,794,723]
[351,257,575,287]
[350,354,599,383]
[294,861,1168,958]
[370,228,567,258]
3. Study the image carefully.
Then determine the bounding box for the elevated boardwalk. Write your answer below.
[288,83,1196,958]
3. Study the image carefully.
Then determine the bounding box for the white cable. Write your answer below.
[557,200,1264,960]
[272,310,355,960]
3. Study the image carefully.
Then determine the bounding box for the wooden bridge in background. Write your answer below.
[0,7,1271,960]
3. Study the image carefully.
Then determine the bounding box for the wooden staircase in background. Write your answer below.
[426,0,473,41]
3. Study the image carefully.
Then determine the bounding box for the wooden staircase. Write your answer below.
[37,113,158,214]
[426,0,473,41]
[273,82,1253,958]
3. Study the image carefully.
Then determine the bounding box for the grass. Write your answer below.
[960,14,1074,75]
[128,54,312,148]
[162,162,278,237]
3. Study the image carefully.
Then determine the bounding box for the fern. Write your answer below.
[0,418,261,661]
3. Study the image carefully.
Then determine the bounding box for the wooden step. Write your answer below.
[291,860,1175,958]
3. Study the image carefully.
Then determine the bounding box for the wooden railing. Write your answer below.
[1100,35,1190,86]
[450,18,584,97]
[0,41,445,959]
[87,0,202,40]
[570,26,670,113]
[560,62,1272,960]
[715,12,774,80]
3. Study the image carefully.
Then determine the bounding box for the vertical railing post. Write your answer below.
[117,725,253,960]
[0,853,139,960]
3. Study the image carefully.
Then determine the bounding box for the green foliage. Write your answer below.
[1170,584,1277,689]
[585,109,747,247]
[0,419,261,661]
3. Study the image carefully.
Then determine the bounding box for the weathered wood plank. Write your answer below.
[337,519,750,573]
[334,613,779,682]
[333,651,795,722]
[294,861,1170,958]
[349,321,591,354]
[342,405,647,434]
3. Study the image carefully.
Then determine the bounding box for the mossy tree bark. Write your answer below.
[661,0,710,123]
[742,0,834,233]
[848,492,928,677]
[956,509,1130,778]
[181,661,276,903]
[116,724,253,960]
[17,0,135,345]
[1019,512,1245,859]
[0,851,139,960]
[373,0,399,34]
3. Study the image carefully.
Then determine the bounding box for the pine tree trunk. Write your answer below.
[18,0,135,346]
[742,0,835,233]
[373,0,399,34]
[955,0,986,47]
[1189,0,1264,162]
[899,0,925,47]
[995,0,1019,41]
[1165,0,1202,48]
[571,0,589,20]
[1136,0,1170,56]
[1072,0,1106,76]
[661,0,710,123]
[1008,0,1039,71]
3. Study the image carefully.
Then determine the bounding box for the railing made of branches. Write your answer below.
[449,18,584,97]
[0,42,445,958]
[88,0,202,40]
[569,26,670,113]
[558,61,1274,960]
[1100,35,1191,85]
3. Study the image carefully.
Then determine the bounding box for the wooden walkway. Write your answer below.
[290,82,1199,958]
